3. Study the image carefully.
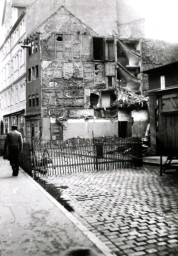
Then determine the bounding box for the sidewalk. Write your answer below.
[0,157,113,256]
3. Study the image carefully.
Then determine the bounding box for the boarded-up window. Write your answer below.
[93,37,104,60]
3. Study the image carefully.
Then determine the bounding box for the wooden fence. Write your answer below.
[27,137,142,177]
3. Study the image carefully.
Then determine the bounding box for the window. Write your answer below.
[93,37,104,60]
[35,65,39,78]
[108,76,113,87]
[32,67,35,80]
[34,41,38,53]
[28,45,32,56]
[56,34,63,41]
[29,96,32,107]
[160,76,165,90]
[36,94,39,106]
[28,68,32,82]
[12,116,16,125]
[32,95,35,106]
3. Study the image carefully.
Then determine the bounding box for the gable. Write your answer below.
[36,6,98,37]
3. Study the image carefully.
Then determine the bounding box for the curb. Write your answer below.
[21,169,115,256]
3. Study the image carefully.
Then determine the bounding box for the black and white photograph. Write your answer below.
[0,0,178,255]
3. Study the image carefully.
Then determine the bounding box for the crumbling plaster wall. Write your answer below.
[38,7,104,120]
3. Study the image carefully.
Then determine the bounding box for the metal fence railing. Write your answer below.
[0,136,142,176]
[28,137,142,177]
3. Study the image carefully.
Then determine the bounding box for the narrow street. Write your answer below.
[40,165,178,256]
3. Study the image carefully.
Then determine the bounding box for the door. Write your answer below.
[118,121,128,138]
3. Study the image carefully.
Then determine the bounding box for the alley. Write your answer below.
[40,165,178,256]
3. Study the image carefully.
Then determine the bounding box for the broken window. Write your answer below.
[105,40,114,61]
[90,93,99,108]
[93,37,104,60]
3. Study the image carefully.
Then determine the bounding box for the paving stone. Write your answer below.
[168,239,178,244]
[146,248,158,253]
[40,165,178,256]
[127,251,146,256]
[147,239,158,244]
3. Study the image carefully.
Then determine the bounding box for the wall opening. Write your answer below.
[101,91,116,108]
[90,93,99,108]
[118,121,128,137]
[56,34,63,41]
[93,37,104,60]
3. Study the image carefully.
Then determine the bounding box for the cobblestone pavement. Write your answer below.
[40,165,178,256]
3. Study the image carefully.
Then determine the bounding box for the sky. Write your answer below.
[127,0,178,43]
[0,0,178,43]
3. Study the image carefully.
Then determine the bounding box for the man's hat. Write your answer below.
[11,125,18,129]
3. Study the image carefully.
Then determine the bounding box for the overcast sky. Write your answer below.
[127,0,178,43]
[0,0,178,43]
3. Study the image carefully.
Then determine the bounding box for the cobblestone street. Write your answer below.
[40,165,178,256]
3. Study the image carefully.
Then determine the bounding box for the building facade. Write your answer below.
[0,0,27,136]
[22,5,149,142]
[0,0,151,142]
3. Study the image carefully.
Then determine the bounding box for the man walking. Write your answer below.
[4,125,23,176]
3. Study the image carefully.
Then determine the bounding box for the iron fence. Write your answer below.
[26,137,142,177]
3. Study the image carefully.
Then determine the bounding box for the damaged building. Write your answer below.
[23,5,148,142]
